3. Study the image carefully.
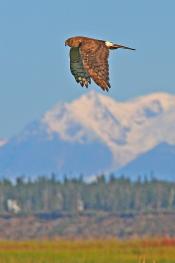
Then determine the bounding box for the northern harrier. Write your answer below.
[65,36,135,91]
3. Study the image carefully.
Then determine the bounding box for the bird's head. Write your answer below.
[65,37,83,47]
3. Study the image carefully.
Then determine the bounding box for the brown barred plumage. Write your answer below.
[65,36,135,91]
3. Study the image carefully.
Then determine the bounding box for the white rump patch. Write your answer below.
[105,41,113,47]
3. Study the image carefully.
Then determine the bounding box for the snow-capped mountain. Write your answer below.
[43,91,175,168]
[0,91,174,179]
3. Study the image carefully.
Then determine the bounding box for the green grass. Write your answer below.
[0,239,175,262]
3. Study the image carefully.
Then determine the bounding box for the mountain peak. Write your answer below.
[131,92,175,110]
[0,91,175,179]
[72,90,114,108]
[42,90,175,166]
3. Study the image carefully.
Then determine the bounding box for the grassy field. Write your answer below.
[0,239,175,263]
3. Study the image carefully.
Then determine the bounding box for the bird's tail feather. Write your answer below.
[110,44,135,50]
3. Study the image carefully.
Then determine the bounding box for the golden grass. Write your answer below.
[0,239,175,262]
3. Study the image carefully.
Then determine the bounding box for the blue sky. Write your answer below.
[0,0,175,138]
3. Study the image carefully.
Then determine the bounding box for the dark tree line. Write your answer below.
[0,174,175,214]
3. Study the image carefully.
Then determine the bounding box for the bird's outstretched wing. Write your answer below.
[70,47,91,87]
[80,40,110,91]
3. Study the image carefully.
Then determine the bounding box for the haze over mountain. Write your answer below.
[118,143,175,180]
[0,91,174,180]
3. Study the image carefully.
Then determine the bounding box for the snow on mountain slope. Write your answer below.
[0,91,174,179]
[0,139,7,147]
[42,91,175,168]
[0,120,112,178]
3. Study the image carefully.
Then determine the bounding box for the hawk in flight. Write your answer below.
[65,36,135,91]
